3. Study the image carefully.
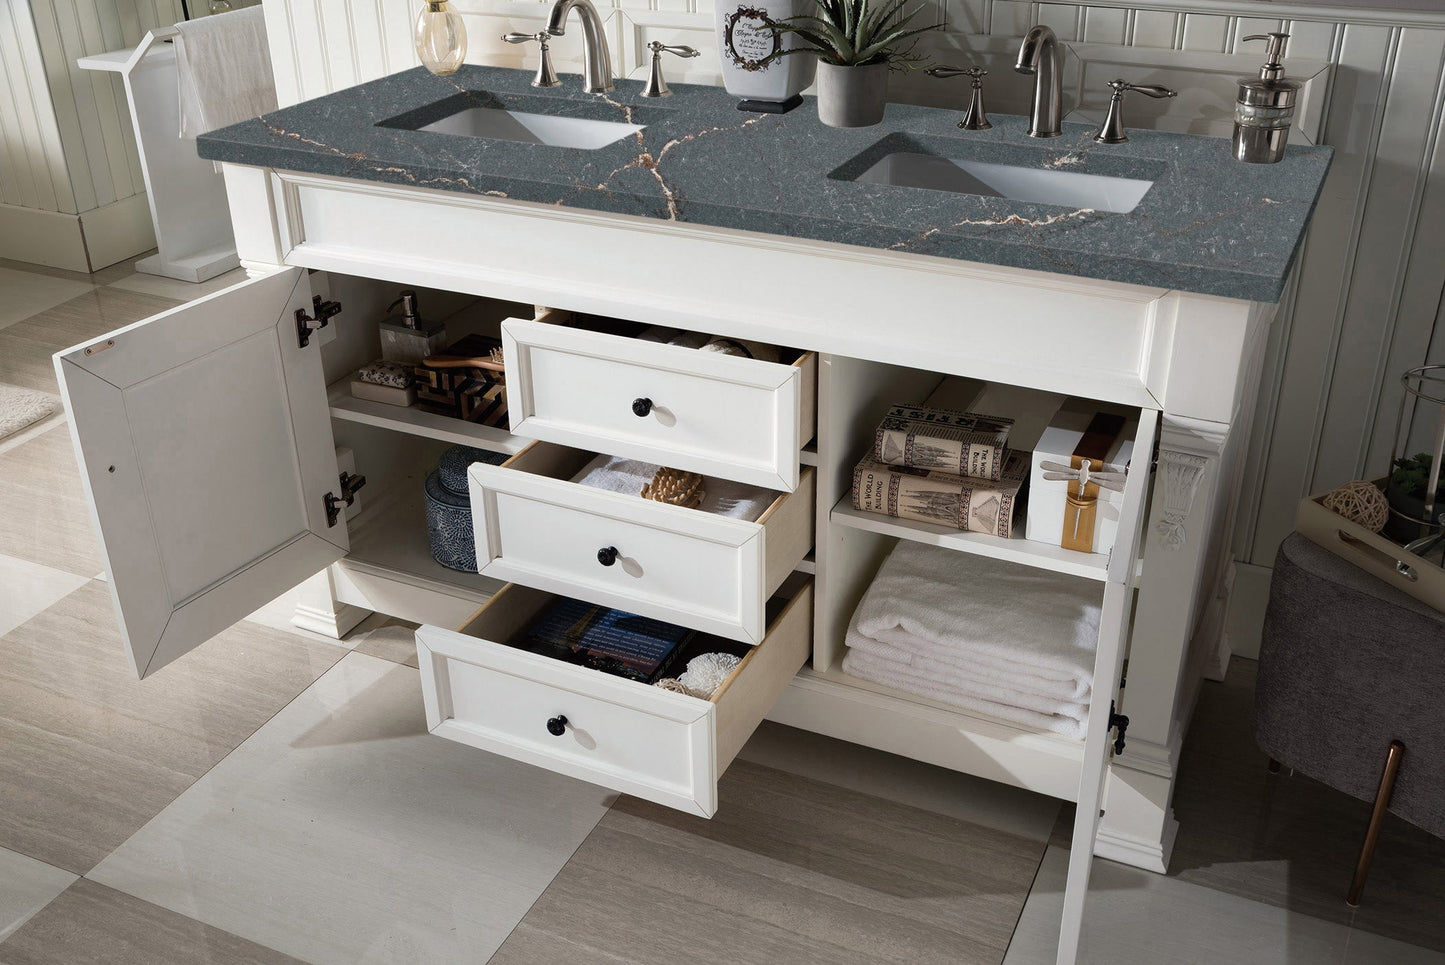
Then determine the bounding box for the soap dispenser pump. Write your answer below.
[1233,32,1300,164]
[379,290,448,365]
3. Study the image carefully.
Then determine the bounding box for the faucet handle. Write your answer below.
[925,65,991,130]
[926,65,986,80]
[1094,78,1176,144]
[502,31,561,88]
[641,41,700,98]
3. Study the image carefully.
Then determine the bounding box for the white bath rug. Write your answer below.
[0,385,61,442]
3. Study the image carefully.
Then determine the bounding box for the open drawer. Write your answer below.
[469,442,815,645]
[414,578,813,817]
[502,314,816,492]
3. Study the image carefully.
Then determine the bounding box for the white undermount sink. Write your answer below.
[416,106,643,150]
[854,152,1155,214]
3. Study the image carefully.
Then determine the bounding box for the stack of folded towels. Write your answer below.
[842,541,1101,739]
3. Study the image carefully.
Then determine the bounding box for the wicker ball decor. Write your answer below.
[1321,479,1389,533]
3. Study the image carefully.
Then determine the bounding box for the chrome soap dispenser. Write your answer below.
[1233,32,1300,164]
[379,290,448,365]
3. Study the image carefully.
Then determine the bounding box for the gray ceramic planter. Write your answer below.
[815,61,888,128]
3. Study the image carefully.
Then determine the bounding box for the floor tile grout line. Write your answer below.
[77,645,351,887]
[483,790,624,963]
[1001,839,1055,963]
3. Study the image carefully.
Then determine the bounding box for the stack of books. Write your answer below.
[851,403,1030,537]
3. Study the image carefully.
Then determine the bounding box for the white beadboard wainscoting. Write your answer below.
[265,0,1443,660]
[0,0,188,270]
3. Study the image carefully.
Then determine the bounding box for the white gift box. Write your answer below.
[1025,401,1138,555]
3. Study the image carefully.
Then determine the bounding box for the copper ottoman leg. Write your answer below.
[1347,740,1406,907]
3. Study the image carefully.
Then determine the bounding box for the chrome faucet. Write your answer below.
[545,0,613,93]
[1015,25,1063,138]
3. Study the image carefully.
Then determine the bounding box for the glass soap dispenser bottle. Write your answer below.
[1233,32,1300,164]
[379,290,448,365]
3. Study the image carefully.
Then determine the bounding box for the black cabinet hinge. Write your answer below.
[1109,700,1130,756]
[297,295,342,348]
[324,471,366,527]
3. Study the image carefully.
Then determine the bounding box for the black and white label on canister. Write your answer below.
[724,5,780,71]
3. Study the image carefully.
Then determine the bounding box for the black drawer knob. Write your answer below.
[597,546,619,566]
[546,715,568,737]
[632,397,653,417]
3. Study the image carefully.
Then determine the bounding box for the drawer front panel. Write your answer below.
[415,580,814,817]
[437,646,710,808]
[472,467,767,643]
[490,489,756,638]
[504,319,810,491]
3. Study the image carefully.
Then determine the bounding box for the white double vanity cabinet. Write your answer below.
[53,142,1291,962]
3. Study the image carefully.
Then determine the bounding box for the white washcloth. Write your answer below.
[175,7,277,139]
[840,542,1101,739]
[571,455,773,522]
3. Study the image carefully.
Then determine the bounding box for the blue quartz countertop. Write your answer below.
[197,64,1332,302]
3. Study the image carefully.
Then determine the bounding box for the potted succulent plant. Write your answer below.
[1386,452,1445,538]
[767,0,940,127]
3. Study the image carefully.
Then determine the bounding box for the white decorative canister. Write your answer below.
[715,0,816,111]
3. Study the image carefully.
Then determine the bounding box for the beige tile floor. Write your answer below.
[1,256,1443,964]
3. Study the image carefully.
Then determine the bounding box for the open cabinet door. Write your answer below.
[1055,407,1159,965]
[54,268,348,679]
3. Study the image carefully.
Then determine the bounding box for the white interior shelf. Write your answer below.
[784,665,1087,802]
[328,378,526,455]
[828,498,1110,581]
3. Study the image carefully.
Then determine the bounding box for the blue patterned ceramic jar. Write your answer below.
[424,446,510,573]
[424,470,476,572]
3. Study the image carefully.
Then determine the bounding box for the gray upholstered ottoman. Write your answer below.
[1255,532,1445,904]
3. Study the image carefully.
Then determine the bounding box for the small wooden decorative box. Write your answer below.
[413,334,507,426]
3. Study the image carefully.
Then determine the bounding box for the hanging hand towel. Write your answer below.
[175,7,277,139]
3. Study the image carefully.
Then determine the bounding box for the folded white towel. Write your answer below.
[175,7,277,138]
[841,542,1101,738]
[571,455,773,522]
[842,648,1088,738]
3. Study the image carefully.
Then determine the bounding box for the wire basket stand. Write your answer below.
[1389,364,1445,565]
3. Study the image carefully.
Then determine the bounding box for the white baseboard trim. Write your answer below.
[0,202,89,272]
[1225,561,1273,660]
[1,194,157,273]
[292,600,371,639]
[1095,814,1180,873]
[80,192,156,270]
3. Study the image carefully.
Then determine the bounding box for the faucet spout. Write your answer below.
[546,0,614,93]
[1015,25,1062,138]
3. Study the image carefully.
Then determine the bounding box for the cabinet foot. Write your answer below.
[292,600,370,639]
[1094,816,1179,873]
[291,568,371,639]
